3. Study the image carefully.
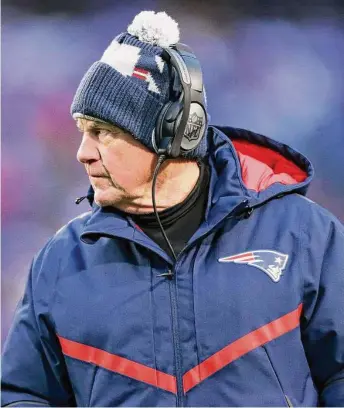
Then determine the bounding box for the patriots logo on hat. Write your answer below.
[131,65,160,94]
[218,250,289,282]
[100,41,164,95]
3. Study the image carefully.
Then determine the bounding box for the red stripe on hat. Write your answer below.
[58,336,176,394]
[132,72,147,80]
[134,67,149,75]
[183,303,303,393]
[132,67,149,80]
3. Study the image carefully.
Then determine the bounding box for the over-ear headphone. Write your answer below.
[154,43,207,158]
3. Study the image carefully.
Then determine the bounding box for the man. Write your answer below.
[2,10,344,407]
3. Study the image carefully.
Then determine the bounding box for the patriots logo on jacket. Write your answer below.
[218,250,289,282]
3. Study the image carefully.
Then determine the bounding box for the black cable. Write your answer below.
[152,155,177,275]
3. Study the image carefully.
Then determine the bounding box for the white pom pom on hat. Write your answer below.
[127,11,180,47]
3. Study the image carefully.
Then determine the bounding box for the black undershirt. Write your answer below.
[132,161,210,259]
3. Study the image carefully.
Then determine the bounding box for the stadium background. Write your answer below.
[2,0,344,343]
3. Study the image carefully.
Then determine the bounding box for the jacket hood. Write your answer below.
[208,125,313,208]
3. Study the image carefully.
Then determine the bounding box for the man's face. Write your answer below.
[76,118,157,210]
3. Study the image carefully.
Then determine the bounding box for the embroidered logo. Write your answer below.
[100,40,163,95]
[218,250,289,282]
[132,66,160,94]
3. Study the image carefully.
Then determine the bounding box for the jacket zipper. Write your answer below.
[285,395,293,407]
[166,208,242,407]
[160,200,251,406]
[168,271,184,407]
[262,346,293,408]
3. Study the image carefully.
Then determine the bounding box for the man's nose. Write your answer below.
[77,134,100,164]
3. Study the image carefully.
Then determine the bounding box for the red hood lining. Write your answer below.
[232,139,308,193]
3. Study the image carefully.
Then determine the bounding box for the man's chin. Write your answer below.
[94,188,122,207]
[93,189,119,207]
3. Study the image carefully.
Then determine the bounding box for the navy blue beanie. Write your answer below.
[70,11,208,159]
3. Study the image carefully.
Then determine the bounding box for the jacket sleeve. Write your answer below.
[300,207,344,407]
[1,244,76,407]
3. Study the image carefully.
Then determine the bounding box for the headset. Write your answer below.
[151,44,208,269]
[153,43,208,158]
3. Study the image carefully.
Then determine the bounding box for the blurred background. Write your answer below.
[2,0,344,343]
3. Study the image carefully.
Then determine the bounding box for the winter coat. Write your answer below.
[2,126,344,407]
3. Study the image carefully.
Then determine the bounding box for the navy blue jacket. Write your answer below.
[2,126,344,406]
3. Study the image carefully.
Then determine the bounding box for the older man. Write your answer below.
[2,11,344,407]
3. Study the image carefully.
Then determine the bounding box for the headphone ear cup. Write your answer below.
[155,101,184,155]
[180,102,207,152]
[155,101,174,152]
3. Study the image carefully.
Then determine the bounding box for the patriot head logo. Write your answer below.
[218,250,289,282]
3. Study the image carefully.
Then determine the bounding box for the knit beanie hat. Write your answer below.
[70,11,208,159]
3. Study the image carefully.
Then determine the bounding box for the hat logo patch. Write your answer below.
[101,40,162,95]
